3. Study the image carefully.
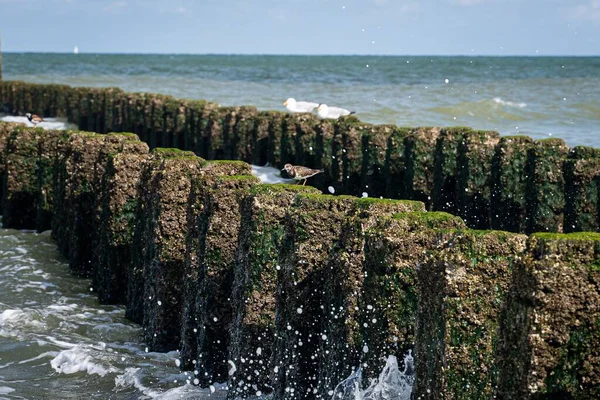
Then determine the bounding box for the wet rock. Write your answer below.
[94,140,150,304]
[491,135,534,232]
[179,160,253,371]
[415,230,527,399]
[405,127,440,208]
[193,173,259,385]
[563,146,600,233]
[497,233,600,399]
[126,148,204,353]
[525,138,568,234]
[456,130,500,229]
[432,127,473,215]
[227,184,324,398]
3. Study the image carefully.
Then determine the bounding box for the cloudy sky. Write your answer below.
[0,0,598,55]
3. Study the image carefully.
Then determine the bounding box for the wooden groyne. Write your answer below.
[2,81,600,235]
[1,120,599,399]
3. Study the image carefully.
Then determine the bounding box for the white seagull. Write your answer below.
[283,98,319,113]
[317,104,355,120]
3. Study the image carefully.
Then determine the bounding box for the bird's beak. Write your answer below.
[281,168,285,171]
[283,101,288,106]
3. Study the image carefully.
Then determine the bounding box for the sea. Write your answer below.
[0,54,599,399]
[2,53,600,147]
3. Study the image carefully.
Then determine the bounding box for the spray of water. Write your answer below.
[330,351,414,400]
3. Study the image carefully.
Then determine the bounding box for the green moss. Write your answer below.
[536,138,567,146]
[296,193,356,204]
[532,232,600,242]
[107,132,140,140]
[152,147,197,159]
[205,159,250,167]
[568,146,600,160]
[249,184,320,195]
[354,197,424,210]
[393,211,466,228]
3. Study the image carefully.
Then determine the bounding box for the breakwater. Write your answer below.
[2,81,600,235]
[1,119,599,399]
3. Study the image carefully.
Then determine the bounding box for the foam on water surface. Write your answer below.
[251,164,296,184]
[0,114,77,130]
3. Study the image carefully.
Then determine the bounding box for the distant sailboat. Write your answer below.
[73,46,79,55]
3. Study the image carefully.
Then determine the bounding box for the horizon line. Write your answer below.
[2,51,599,58]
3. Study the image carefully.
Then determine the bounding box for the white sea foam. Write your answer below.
[0,308,46,334]
[251,164,296,184]
[0,386,16,395]
[115,368,228,399]
[493,97,527,108]
[0,115,77,130]
[50,345,119,377]
[331,353,414,400]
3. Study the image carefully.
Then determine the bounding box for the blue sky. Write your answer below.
[0,0,598,55]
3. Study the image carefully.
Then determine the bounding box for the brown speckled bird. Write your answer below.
[282,163,324,186]
[26,113,45,127]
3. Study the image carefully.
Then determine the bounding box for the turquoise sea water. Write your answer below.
[3,53,600,147]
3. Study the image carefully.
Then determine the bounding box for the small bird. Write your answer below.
[317,104,355,120]
[282,163,324,186]
[283,98,319,113]
[26,113,45,127]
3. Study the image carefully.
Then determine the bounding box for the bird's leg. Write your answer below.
[302,179,307,186]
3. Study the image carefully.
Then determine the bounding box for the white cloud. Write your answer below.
[104,0,127,12]
[569,0,600,21]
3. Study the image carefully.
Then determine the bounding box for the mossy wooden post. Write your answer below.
[128,148,204,352]
[497,233,600,399]
[271,194,357,399]
[183,100,205,153]
[564,146,600,233]
[432,127,472,215]
[36,130,73,231]
[0,122,25,210]
[456,130,500,229]
[415,230,527,400]
[267,112,286,167]
[227,184,320,399]
[525,138,568,234]
[251,111,272,165]
[405,127,440,208]
[230,106,258,162]
[360,125,393,199]
[94,140,149,304]
[338,116,367,195]
[1,127,42,229]
[178,160,253,371]
[316,200,426,396]
[53,133,141,277]
[292,113,320,170]
[203,107,231,160]
[384,127,410,199]
[194,173,260,385]
[314,119,337,188]
[490,136,533,233]
[358,212,466,385]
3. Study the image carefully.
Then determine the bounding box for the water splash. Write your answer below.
[331,352,414,400]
